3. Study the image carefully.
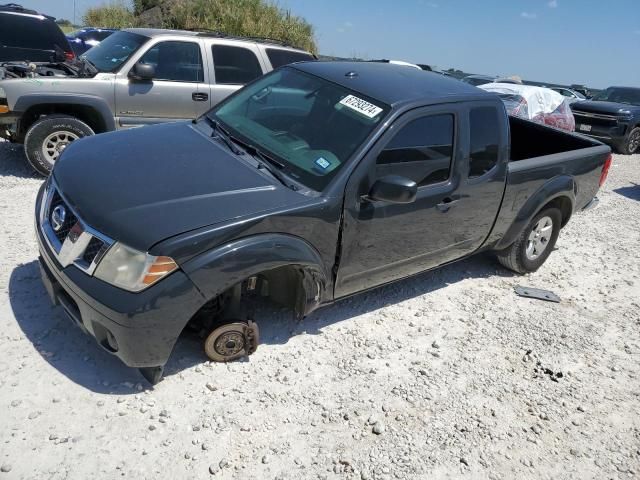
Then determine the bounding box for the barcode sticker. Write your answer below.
[339,95,383,119]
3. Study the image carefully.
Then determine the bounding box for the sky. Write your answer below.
[22,0,640,88]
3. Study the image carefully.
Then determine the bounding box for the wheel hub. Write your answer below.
[42,131,79,163]
[525,216,553,260]
[204,322,251,362]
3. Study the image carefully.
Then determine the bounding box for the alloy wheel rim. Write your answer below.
[525,216,553,260]
[629,131,640,153]
[42,131,79,163]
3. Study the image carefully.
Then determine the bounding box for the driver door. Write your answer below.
[114,39,207,128]
[335,107,465,297]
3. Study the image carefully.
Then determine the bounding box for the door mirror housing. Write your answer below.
[367,175,418,204]
[129,63,155,81]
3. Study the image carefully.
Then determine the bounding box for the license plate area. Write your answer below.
[579,124,592,132]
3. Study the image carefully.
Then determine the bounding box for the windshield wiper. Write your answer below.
[204,116,244,155]
[229,136,298,191]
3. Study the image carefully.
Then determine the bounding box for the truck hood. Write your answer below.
[53,122,306,252]
[571,100,640,116]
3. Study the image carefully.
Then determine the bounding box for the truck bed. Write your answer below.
[484,116,611,250]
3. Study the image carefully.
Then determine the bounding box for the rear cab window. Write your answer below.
[265,48,315,69]
[469,106,500,178]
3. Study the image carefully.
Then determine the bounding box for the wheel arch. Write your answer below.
[182,234,331,320]
[14,94,115,140]
[496,176,575,251]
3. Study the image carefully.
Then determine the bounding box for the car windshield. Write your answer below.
[591,87,640,106]
[209,67,390,191]
[83,31,147,72]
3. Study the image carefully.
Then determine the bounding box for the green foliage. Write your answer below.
[168,0,316,53]
[82,0,316,53]
[82,1,136,29]
[132,0,160,15]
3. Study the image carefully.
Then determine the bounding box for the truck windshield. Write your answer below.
[209,67,389,191]
[591,87,640,106]
[83,31,148,73]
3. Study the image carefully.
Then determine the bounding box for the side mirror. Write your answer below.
[367,175,417,204]
[129,63,155,81]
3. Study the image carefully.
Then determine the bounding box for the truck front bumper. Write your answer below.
[35,186,206,368]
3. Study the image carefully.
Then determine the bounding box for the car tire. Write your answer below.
[617,127,640,155]
[496,207,562,274]
[24,115,94,176]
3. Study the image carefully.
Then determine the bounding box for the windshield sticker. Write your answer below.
[338,95,383,119]
[315,157,331,169]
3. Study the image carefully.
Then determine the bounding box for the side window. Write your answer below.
[138,41,203,82]
[212,45,263,85]
[266,48,314,68]
[469,107,500,178]
[376,114,454,187]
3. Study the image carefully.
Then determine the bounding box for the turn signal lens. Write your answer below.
[142,256,178,286]
[0,105,9,114]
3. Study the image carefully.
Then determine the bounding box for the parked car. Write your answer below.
[34,62,611,383]
[570,86,640,155]
[0,3,74,62]
[480,83,575,132]
[66,27,116,56]
[0,28,315,175]
[551,87,586,104]
[370,59,423,70]
[462,74,495,86]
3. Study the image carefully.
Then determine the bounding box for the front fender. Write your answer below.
[14,93,116,131]
[496,175,575,250]
[181,234,331,316]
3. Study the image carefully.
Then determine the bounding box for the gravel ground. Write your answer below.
[0,141,639,480]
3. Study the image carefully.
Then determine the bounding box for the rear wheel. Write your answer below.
[618,127,640,155]
[496,207,562,274]
[24,115,94,176]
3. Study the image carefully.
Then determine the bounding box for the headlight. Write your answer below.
[94,242,178,292]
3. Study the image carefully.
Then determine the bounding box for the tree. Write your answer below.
[84,0,316,52]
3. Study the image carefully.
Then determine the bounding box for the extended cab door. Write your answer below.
[334,101,508,298]
[114,38,208,128]
[201,41,268,107]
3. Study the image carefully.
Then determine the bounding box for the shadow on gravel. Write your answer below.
[0,141,40,179]
[10,261,147,394]
[11,252,509,392]
[614,184,640,201]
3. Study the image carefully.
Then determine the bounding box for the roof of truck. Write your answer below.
[293,61,492,107]
[124,28,309,51]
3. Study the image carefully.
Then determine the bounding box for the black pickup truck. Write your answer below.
[571,86,640,155]
[34,62,611,384]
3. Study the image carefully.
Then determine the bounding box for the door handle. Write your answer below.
[192,92,208,101]
[436,197,459,212]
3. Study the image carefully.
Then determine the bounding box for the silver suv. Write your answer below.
[0,28,315,175]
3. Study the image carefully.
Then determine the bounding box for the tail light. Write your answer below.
[599,153,612,187]
[64,50,75,61]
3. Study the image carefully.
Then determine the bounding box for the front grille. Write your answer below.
[572,111,619,127]
[49,191,78,243]
[82,236,105,264]
[39,180,113,275]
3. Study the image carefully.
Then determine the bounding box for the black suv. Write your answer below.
[571,86,640,155]
[0,4,74,62]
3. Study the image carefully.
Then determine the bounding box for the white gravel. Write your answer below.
[0,140,639,480]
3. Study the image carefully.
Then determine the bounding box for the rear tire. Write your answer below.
[617,127,640,155]
[24,115,94,176]
[496,207,562,274]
